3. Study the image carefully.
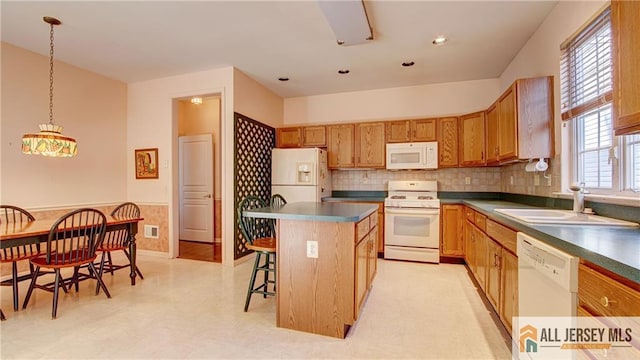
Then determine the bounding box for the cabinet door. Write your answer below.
[464,216,476,273]
[386,120,411,143]
[498,86,517,161]
[459,112,486,166]
[367,227,378,288]
[355,235,369,316]
[438,117,459,168]
[486,238,501,310]
[302,126,326,147]
[474,227,488,291]
[441,204,464,257]
[486,104,499,164]
[355,122,386,168]
[327,124,355,168]
[377,207,384,254]
[276,127,302,148]
[612,0,640,135]
[411,118,437,141]
[500,248,518,335]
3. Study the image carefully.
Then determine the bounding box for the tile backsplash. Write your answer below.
[331,167,502,192]
[331,157,558,196]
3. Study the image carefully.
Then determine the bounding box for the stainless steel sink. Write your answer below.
[494,208,639,227]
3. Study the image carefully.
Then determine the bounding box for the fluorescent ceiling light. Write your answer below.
[317,0,373,46]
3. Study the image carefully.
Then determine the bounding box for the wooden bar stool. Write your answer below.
[238,196,276,312]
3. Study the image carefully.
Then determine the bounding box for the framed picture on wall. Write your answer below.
[135,148,159,179]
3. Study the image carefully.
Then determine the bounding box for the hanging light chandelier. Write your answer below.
[22,16,77,158]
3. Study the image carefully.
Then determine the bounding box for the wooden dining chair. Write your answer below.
[0,205,41,312]
[22,208,111,319]
[93,202,143,293]
[238,196,276,312]
[270,194,287,208]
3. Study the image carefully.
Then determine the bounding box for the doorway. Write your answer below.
[176,95,222,262]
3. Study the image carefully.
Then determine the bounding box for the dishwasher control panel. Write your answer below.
[517,233,578,292]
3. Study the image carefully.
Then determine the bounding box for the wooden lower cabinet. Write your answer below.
[440,204,464,257]
[461,206,518,336]
[486,238,501,310]
[500,248,518,335]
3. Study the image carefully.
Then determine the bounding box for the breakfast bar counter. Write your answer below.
[244,202,378,338]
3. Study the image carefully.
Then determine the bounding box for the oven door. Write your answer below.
[384,207,440,248]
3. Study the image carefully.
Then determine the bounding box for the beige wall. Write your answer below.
[0,42,127,208]
[233,68,284,128]
[283,78,500,125]
[498,1,609,198]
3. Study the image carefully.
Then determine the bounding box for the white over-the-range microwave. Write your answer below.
[386,142,438,170]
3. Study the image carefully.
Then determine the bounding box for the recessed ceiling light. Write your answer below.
[191,97,202,105]
[402,61,415,67]
[338,69,350,74]
[278,77,289,82]
[432,36,447,46]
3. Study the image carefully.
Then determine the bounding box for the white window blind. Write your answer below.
[560,8,612,121]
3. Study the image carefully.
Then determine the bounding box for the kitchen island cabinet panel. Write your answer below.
[278,219,355,338]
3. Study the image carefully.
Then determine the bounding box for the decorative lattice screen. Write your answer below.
[233,113,275,259]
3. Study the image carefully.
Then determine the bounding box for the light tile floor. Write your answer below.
[0,254,512,359]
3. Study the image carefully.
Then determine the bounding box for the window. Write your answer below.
[561,7,639,194]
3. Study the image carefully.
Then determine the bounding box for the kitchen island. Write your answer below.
[243,202,378,338]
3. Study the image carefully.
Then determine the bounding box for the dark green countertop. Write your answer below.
[459,200,640,284]
[243,202,377,223]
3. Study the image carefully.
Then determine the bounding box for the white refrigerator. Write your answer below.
[272,148,331,203]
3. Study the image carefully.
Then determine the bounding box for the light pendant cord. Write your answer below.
[49,20,55,126]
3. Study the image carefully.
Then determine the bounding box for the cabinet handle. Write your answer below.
[600,296,616,307]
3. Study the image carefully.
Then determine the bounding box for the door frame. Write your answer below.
[170,89,225,262]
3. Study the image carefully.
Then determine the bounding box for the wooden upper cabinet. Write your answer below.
[497,86,517,161]
[459,111,486,166]
[486,103,499,164]
[276,127,302,148]
[438,117,458,167]
[355,122,386,168]
[411,118,437,141]
[495,76,554,163]
[386,120,411,143]
[386,118,437,143]
[302,126,326,147]
[327,124,355,168]
[612,0,640,135]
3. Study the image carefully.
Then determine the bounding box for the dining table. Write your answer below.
[0,214,144,285]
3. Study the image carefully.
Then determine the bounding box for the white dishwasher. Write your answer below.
[517,232,579,317]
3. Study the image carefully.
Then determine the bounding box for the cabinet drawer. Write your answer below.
[357,218,370,241]
[474,213,487,232]
[486,219,517,254]
[578,264,640,317]
[465,208,475,223]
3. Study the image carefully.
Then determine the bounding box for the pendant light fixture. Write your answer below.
[22,16,77,158]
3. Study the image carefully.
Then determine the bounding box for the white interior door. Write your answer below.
[179,134,214,242]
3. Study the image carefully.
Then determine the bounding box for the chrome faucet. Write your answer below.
[569,182,585,214]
